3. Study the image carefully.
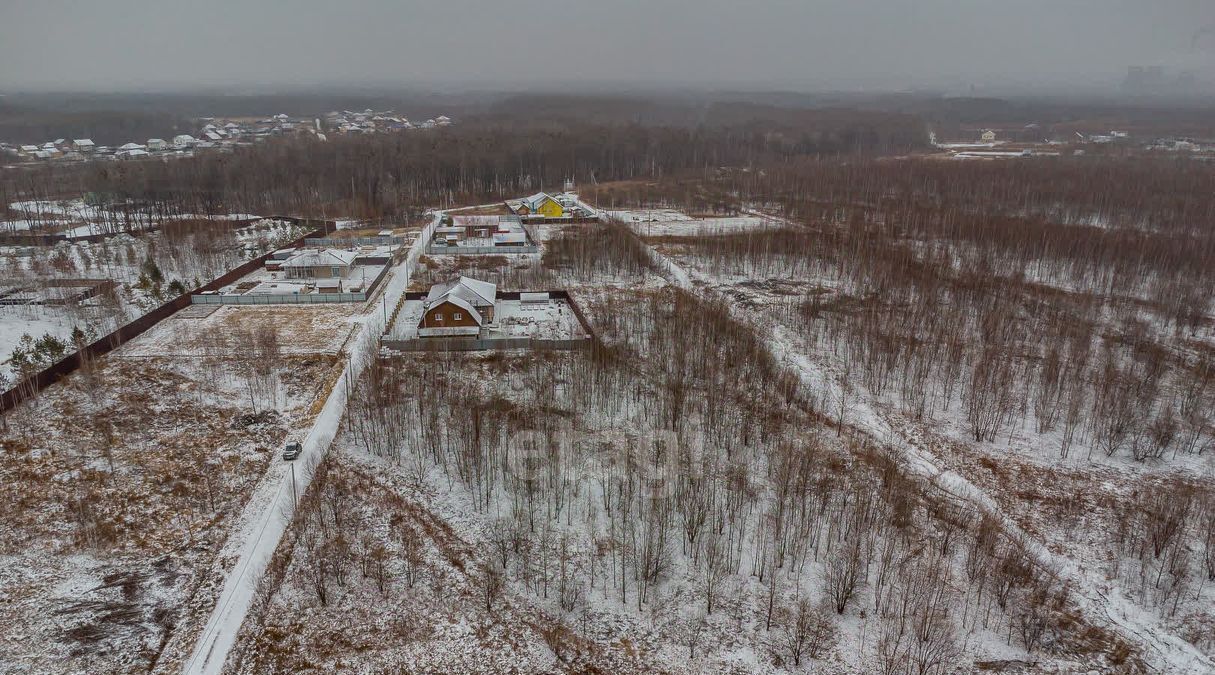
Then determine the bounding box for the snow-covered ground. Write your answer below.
[630,214,1215,674]
[214,213,1131,674]
[8,199,262,232]
[0,319,336,673]
[608,209,775,237]
[0,217,311,380]
[181,213,437,675]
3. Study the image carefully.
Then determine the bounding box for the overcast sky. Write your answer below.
[1,0,1213,92]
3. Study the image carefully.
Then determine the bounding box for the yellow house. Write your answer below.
[518,192,564,218]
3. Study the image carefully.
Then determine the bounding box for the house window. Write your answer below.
[434,313,443,321]
[331,267,341,276]
[453,313,462,320]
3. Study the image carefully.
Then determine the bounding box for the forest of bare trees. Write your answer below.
[1,109,926,226]
[236,224,1153,672]
[608,157,1215,467]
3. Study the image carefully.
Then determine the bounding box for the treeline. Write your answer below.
[0,101,192,147]
[588,151,1215,465]
[2,110,927,224]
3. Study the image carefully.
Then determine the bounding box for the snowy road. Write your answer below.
[181,214,438,675]
[625,220,1215,675]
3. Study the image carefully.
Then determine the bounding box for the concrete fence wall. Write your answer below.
[305,236,406,247]
[426,244,538,255]
[382,337,590,352]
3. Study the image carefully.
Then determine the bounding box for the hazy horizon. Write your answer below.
[2,0,1214,94]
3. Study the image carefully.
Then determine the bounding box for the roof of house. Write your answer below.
[282,248,358,267]
[118,142,145,150]
[430,294,483,325]
[73,139,95,146]
[451,215,500,228]
[493,232,527,245]
[425,276,496,308]
[147,138,165,144]
[522,192,556,210]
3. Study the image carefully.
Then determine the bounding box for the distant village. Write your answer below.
[932,126,1215,161]
[0,109,454,164]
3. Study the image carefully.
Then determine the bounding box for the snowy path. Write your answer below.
[181,214,439,675]
[628,223,1214,675]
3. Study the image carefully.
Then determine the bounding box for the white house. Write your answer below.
[436,115,452,126]
[980,129,997,143]
[147,138,168,151]
[281,248,358,280]
[118,142,146,152]
[72,139,95,152]
[172,134,196,149]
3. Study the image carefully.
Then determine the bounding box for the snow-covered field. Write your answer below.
[4,199,264,238]
[0,206,359,674]
[123,304,362,358]
[215,214,1172,674]
[4,195,1209,675]
[0,325,336,673]
[608,209,776,237]
[632,213,1215,673]
[0,215,311,379]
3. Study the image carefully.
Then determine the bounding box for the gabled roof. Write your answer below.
[493,232,527,245]
[431,294,483,324]
[425,276,496,308]
[522,192,557,210]
[282,248,358,267]
[73,139,94,146]
[451,215,500,229]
